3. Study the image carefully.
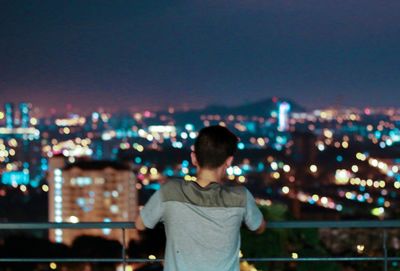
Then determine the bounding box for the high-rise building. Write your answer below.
[19,103,31,128]
[48,156,137,245]
[4,103,14,129]
[277,101,291,132]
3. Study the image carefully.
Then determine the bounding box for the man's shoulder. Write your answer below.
[161,178,184,191]
[220,182,247,207]
[221,182,247,194]
[159,178,185,201]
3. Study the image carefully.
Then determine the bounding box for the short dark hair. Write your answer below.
[194,125,238,169]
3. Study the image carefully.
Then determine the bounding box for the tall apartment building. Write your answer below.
[48,155,137,245]
[4,103,14,129]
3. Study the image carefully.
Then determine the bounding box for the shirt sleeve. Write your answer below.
[243,189,263,231]
[140,190,164,229]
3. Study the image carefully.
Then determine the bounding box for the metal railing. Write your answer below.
[1,220,399,271]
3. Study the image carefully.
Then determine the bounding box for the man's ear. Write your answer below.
[191,152,199,167]
[225,156,234,167]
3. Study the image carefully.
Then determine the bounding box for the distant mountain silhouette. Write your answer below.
[166,98,306,123]
[169,98,306,124]
[202,98,305,115]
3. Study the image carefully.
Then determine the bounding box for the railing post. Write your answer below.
[383,229,388,271]
[122,227,127,271]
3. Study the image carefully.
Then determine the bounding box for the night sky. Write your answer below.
[1,0,400,111]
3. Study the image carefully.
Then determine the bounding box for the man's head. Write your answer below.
[191,125,238,170]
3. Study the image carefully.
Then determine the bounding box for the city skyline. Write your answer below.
[2,95,400,117]
[1,0,400,111]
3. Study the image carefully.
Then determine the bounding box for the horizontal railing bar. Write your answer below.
[0,258,130,263]
[1,257,400,263]
[266,220,400,229]
[1,220,400,229]
[243,257,400,262]
[0,222,135,230]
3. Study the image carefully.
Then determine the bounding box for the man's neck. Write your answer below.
[196,168,222,187]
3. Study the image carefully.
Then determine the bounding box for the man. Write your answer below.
[135,125,266,271]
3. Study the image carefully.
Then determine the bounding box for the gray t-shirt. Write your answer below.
[140,179,263,271]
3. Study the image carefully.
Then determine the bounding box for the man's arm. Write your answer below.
[135,214,146,231]
[255,219,266,234]
[137,190,164,230]
[244,189,266,233]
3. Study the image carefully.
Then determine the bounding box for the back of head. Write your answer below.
[194,125,238,169]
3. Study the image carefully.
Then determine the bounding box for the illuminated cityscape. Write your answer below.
[0,98,400,270]
[1,99,400,219]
